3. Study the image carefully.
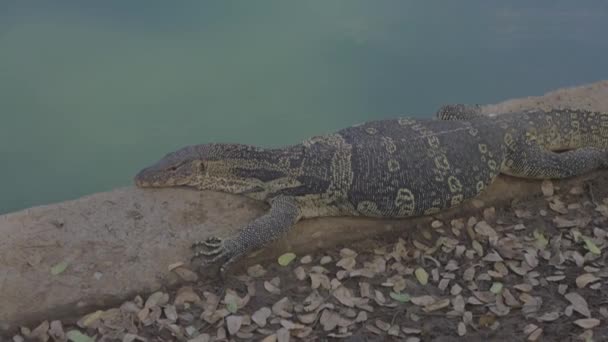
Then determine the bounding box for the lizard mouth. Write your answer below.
[134,167,195,188]
[134,168,159,187]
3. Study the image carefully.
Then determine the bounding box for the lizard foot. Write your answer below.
[191,236,223,255]
[191,237,238,278]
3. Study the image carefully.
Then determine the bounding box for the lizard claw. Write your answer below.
[191,236,223,251]
[191,236,227,260]
[191,236,238,279]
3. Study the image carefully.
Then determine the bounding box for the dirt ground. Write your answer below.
[10,175,608,342]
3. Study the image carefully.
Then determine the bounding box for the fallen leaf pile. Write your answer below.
[10,180,608,341]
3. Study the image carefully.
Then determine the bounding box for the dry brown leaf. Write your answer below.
[272,297,294,318]
[423,298,450,312]
[280,319,306,330]
[354,311,368,323]
[336,271,348,281]
[549,200,568,214]
[520,295,542,315]
[224,290,250,311]
[452,295,466,313]
[163,305,178,322]
[359,282,372,298]
[374,290,387,305]
[333,286,356,307]
[174,287,201,306]
[572,251,585,267]
[473,291,495,304]
[320,310,340,331]
[145,292,169,308]
[527,327,543,341]
[576,273,600,288]
[545,275,566,282]
[388,324,400,336]
[264,281,281,295]
[202,308,229,325]
[541,180,554,196]
[226,315,243,335]
[451,284,463,296]
[390,275,407,293]
[349,268,377,278]
[29,320,49,342]
[78,310,103,328]
[366,324,383,335]
[502,289,521,307]
[478,314,496,327]
[536,311,560,322]
[298,312,317,325]
[252,307,272,327]
[337,257,356,270]
[573,318,600,329]
[309,273,331,290]
[292,326,313,339]
[513,283,533,292]
[201,291,220,312]
[569,186,584,195]
[276,328,290,342]
[564,292,591,318]
[411,295,436,306]
[438,278,450,292]
[507,261,530,276]
[300,255,313,264]
[472,240,484,256]
[172,267,199,282]
[553,216,590,228]
[302,291,324,312]
[375,319,391,331]
[457,322,467,336]
[475,221,497,238]
[524,252,539,268]
[320,256,333,265]
[523,324,538,335]
[247,264,267,278]
[236,332,254,340]
[340,248,358,258]
[330,278,342,290]
[188,334,211,342]
[467,297,484,306]
[402,327,421,335]
[49,320,65,342]
[294,266,307,281]
[463,266,476,281]
[483,251,504,262]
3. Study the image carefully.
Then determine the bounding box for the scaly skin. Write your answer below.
[134,108,608,275]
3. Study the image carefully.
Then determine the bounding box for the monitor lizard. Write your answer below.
[134,107,608,274]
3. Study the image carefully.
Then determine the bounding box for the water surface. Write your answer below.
[1,1,607,213]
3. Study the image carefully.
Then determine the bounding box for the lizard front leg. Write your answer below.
[192,195,302,276]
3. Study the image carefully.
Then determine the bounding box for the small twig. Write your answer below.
[586,182,599,206]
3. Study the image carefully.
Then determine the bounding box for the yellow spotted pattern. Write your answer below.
[447,176,462,193]
[394,188,415,216]
[387,159,400,172]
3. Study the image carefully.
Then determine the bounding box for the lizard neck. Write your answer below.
[197,143,305,201]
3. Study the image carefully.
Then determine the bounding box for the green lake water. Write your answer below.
[1,1,607,214]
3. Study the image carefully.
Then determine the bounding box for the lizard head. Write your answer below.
[134,143,269,195]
